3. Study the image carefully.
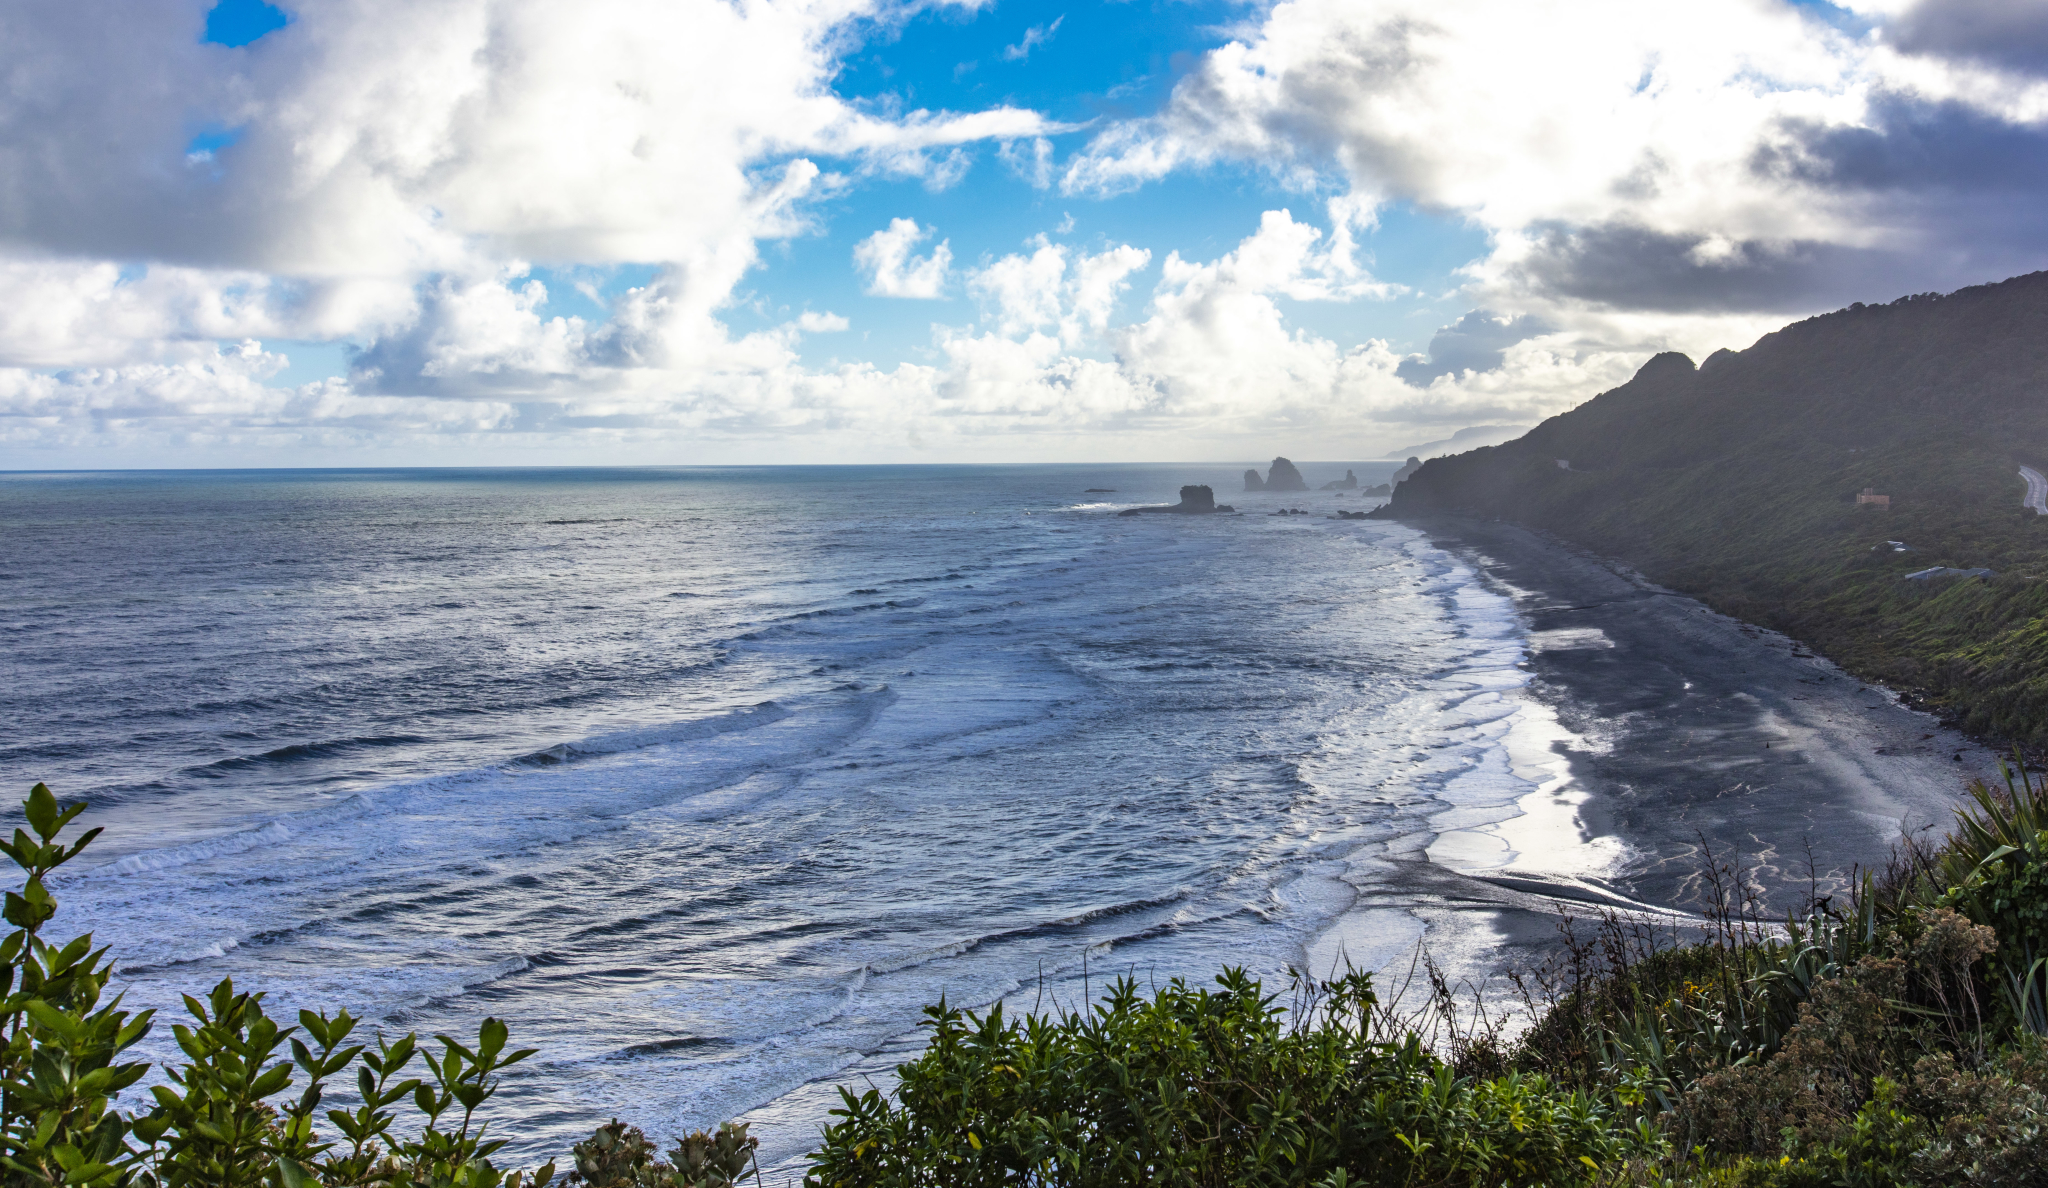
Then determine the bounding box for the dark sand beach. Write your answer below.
[1331,518,2002,1000]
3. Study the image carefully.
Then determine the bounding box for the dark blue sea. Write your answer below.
[0,464,1587,1174]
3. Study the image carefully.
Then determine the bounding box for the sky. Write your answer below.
[4,0,2048,466]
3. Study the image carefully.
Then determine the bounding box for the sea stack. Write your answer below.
[1391,456,1422,485]
[1319,469,1359,491]
[1263,457,1309,492]
[1118,485,1236,516]
[1243,469,1266,492]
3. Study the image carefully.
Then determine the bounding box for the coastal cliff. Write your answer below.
[1374,269,2048,746]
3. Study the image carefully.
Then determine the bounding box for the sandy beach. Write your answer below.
[1313,517,2003,1001]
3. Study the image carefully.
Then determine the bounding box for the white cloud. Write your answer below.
[1002,16,1065,62]
[795,311,850,333]
[5,0,2047,463]
[1064,0,2048,316]
[966,237,1152,344]
[854,219,955,298]
[4,210,1560,460]
[0,0,1047,347]
[999,138,1057,189]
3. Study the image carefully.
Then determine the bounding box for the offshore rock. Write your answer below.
[1243,469,1266,492]
[1119,485,1236,516]
[1319,469,1359,491]
[1263,457,1309,492]
[1391,456,1423,485]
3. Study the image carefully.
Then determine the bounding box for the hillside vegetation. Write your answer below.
[1374,271,2048,747]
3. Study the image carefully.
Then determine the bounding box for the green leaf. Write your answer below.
[5,889,47,931]
[436,1034,478,1064]
[478,1015,509,1062]
[251,1063,295,1098]
[26,784,59,841]
[23,998,82,1041]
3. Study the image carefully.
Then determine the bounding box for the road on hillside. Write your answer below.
[2022,466,2048,515]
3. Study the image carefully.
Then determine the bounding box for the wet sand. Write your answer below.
[1315,517,2001,1001]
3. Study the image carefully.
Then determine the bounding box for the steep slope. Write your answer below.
[1375,271,2048,745]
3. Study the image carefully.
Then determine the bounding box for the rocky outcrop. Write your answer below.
[1243,469,1266,492]
[1319,469,1359,491]
[1263,457,1309,492]
[1362,483,1392,496]
[1118,485,1236,516]
[1391,456,1422,485]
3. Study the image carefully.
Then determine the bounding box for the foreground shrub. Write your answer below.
[564,1119,759,1187]
[0,783,559,1188]
[804,969,1632,1187]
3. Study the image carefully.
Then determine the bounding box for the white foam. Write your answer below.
[105,819,295,876]
[1422,559,1624,881]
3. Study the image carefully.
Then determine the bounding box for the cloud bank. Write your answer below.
[5,0,2048,462]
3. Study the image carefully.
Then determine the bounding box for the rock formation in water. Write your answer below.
[1243,469,1266,492]
[1118,485,1236,516]
[1262,457,1309,492]
[1362,483,1392,496]
[1319,469,1359,491]
[1391,457,1423,485]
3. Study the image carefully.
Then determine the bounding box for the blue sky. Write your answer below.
[4,0,2047,464]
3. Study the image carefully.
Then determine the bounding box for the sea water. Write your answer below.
[0,465,1583,1175]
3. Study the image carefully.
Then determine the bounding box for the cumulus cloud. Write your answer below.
[8,0,2048,461]
[966,238,1151,343]
[1886,0,2048,75]
[0,342,517,455]
[1065,0,2048,323]
[1395,311,1553,384]
[0,0,1043,352]
[0,204,1687,461]
[854,219,955,298]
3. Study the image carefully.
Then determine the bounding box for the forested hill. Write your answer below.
[1374,270,2048,747]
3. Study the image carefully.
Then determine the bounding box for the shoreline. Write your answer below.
[1309,516,2002,1006]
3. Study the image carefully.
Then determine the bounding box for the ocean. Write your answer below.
[0,464,1590,1175]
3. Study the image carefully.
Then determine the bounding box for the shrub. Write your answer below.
[0,783,557,1188]
[564,1119,759,1187]
[804,968,1632,1187]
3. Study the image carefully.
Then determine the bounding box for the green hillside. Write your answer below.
[1375,271,2048,746]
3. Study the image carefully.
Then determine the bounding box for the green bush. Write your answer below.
[562,1118,759,1187]
[0,783,557,1188]
[804,968,1633,1187]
